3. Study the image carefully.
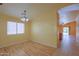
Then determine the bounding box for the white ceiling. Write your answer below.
[0,3,54,19]
[59,4,79,13]
[0,3,31,18]
[0,3,78,24]
[58,4,79,24]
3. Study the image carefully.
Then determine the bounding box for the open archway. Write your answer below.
[58,4,78,48]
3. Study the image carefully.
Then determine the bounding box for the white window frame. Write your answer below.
[7,21,24,35]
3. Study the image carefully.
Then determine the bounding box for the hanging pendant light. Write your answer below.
[21,10,29,22]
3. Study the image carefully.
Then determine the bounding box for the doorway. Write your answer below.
[63,27,69,36]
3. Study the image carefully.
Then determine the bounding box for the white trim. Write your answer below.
[32,40,57,48]
[0,40,29,48]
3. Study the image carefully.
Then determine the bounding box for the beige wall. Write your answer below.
[0,13,31,48]
[29,4,58,48]
[31,12,57,48]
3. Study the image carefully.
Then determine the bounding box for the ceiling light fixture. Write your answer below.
[21,10,29,22]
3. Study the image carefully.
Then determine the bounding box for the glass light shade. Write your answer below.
[26,18,29,21]
[21,18,26,22]
[21,17,29,22]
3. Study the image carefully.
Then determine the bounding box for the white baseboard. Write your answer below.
[32,40,57,48]
[0,40,30,48]
[0,39,57,48]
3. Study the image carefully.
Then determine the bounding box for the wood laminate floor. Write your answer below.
[0,41,57,56]
[0,35,79,56]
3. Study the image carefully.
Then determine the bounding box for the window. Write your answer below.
[7,22,16,35]
[17,23,24,34]
[7,21,24,35]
